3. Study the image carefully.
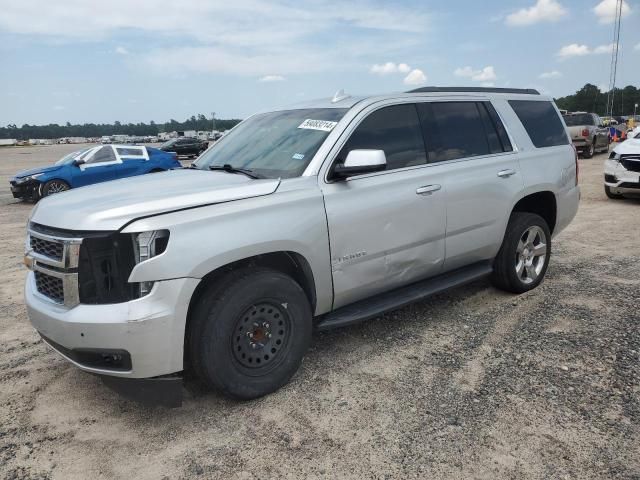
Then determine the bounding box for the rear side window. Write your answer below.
[509,100,569,148]
[418,102,504,162]
[339,104,427,171]
[116,147,146,157]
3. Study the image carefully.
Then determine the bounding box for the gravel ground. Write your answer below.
[0,144,638,479]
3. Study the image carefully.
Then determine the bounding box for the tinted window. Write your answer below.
[417,102,489,162]
[562,113,595,126]
[86,146,116,164]
[483,102,513,152]
[338,104,426,171]
[510,100,569,148]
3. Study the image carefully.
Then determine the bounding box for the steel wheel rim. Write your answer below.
[47,182,68,194]
[232,302,290,369]
[515,225,547,284]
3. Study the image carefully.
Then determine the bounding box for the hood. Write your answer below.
[613,138,640,156]
[30,169,280,231]
[14,164,63,179]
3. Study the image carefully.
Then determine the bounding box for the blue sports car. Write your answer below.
[10,145,182,201]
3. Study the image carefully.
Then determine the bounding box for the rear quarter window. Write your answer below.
[509,100,569,148]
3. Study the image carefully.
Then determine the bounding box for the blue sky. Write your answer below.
[1,0,639,126]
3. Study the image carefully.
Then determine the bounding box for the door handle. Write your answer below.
[497,169,516,178]
[416,184,441,195]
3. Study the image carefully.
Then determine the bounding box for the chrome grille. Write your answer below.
[30,235,64,261]
[34,271,64,304]
[26,224,83,308]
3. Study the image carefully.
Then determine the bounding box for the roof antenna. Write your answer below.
[332,89,350,103]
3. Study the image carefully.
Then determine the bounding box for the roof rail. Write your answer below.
[406,86,540,95]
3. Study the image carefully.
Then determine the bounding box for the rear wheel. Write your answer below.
[188,267,312,399]
[604,185,624,199]
[583,140,595,158]
[40,179,70,197]
[491,212,551,294]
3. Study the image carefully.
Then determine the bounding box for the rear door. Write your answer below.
[321,102,447,309]
[416,100,523,271]
[113,146,149,178]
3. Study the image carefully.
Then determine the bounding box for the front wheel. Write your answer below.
[491,212,551,294]
[188,268,312,399]
[40,179,70,198]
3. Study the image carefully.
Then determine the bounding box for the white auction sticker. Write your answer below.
[297,119,338,132]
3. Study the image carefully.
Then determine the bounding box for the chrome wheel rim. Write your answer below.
[515,226,547,284]
[46,182,68,194]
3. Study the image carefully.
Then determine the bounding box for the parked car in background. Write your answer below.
[22,87,579,406]
[562,112,609,158]
[160,137,209,157]
[10,145,181,201]
[101,136,112,144]
[604,128,640,199]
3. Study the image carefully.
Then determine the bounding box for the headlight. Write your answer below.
[131,230,169,295]
[16,173,43,184]
[608,151,620,161]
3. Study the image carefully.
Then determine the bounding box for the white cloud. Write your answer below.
[115,46,129,55]
[454,65,496,82]
[557,43,618,59]
[593,0,631,24]
[539,70,562,79]
[635,43,640,51]
[258,75,285,82]
[557,43,590,58]
[371,62,411,75]
[0,0,431,77]
[505,0,568,26]
[403,69,427,85]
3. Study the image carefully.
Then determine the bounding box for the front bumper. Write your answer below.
[604,159,640,195]
[9,179,39,200]
[25,272,199,379]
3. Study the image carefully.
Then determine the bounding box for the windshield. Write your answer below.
[194,108,348,178]
[54,148,92,166]
[563,114,594,126]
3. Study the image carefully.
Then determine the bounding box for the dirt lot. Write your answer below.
[0,144,638,479]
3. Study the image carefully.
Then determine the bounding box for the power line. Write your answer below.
[605,0,623,118]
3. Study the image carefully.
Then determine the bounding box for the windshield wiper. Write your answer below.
[209,164,262,179]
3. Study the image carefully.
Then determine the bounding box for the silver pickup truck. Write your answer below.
[23,87,580,406]
[562,112,610,158]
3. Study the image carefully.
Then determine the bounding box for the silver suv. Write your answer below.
[23,87,579,405]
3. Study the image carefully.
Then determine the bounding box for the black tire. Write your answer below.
[491,212,551,294]
[604,185,624,199]
[188,267,312,399]
[583,140,595,158]
[40,179,70,197]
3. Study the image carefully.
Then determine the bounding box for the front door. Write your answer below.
[321,103,446,309]
[72,145,121,186]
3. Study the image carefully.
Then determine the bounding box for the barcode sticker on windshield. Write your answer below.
[297,119,338,132]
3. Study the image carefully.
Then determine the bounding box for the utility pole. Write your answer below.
[211,112,216,132]
[605,0,623,119]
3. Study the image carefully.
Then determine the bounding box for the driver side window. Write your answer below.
[86,146,116,164]
[337,104,427,171]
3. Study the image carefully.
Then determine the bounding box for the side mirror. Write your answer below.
[72,159,85,166]
[331,149,386,180]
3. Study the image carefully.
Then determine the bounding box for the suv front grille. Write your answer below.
[30,235,64,261]
[34,271,64,304]
[620,159,640,172]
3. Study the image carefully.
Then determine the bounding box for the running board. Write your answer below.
[315,261,493,331]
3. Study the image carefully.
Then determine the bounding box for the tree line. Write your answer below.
[0,114,242,140]
[554,84,640,117]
